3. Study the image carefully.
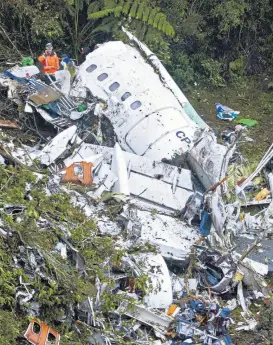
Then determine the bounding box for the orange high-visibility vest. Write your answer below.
[38,52,59,75]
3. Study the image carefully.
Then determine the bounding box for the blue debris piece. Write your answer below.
[3,70,28,84]
[199,210,212,236]
[216,102,240,121]
[221,335,233,345]
[220,308,231,318]
[172,297,233,345]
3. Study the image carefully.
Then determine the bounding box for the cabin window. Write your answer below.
[86,64,97,73]
[97,73,108,81]
[130,101,142,110]
[109,82,120,92]
[121,92,131,101]
[33,322,41,334]
[47,332,57,345]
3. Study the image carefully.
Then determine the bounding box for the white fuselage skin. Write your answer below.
[71,41,201,162]
[71,38,230,189]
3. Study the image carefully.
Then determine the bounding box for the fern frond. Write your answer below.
[87,1,100,16]
[145,26,156,43]
[122,0,132,15]
[148,8,159,26]
[164,22,175,37]
[90,16,118,34]
[157,15,165,31]
[153,12,164,29]
[136,1,145,20]
[104,0,117,7]
[129,1,139,18]
[88,7,117,19]
[138,22,147,40]
[142,6,150,22]
[88,0,175,38]
[114,5,123,17]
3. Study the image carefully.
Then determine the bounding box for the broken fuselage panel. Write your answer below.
[71,41,201,162]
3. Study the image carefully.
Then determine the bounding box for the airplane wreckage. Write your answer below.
[0,28,273,345]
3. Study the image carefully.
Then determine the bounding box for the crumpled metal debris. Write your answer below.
[24,319,60,345]
[1,27,273,345]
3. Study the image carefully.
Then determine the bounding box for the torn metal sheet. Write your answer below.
[128,172,192,212]
[238,143,273,193]
[197,250,236,294]
[39,125,78,166]
[133,253,172,309]
[76,143,193,191]
[24,319,60,345]
[122,207,199,264]
[68,190,123,236]
[91,170,118,199]
[0,78,24,105]
[236,237,273,274]
[118,302,171,334]
[237,262,269,295]
[8,65,40,78]
[29,85,62,105]
[237,280,250,315]
[188,131,234,190]
[209,192,227,237]
[67,143,194,213]
[172,276,198,298]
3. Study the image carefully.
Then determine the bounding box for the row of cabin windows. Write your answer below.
[86,64,142,110]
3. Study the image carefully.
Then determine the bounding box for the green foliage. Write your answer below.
[200,59,226,87]
[229,57,246,81]
[2,0,273,87]
[88,0,175,37]
[168,52,195,89]
[0,311,21,345]
[0,162,149,344]
[0,237,25,307]
[212,0,247,34]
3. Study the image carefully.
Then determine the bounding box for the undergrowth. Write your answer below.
[0,164,148,344]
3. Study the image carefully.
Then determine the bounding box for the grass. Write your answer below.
[186,77,273,164]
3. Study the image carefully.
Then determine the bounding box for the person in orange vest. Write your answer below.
[38,43,59,79]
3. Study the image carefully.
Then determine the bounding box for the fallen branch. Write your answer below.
[0,24,23,59]
[0,144,24,167]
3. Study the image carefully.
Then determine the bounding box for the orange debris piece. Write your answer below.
[255,188,270,201]
[167,304,178,316]
[62,161,93,185]
[0,120,19,129]
[24,319,60,345]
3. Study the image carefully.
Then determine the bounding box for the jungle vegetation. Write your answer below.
[1,0,273,88]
